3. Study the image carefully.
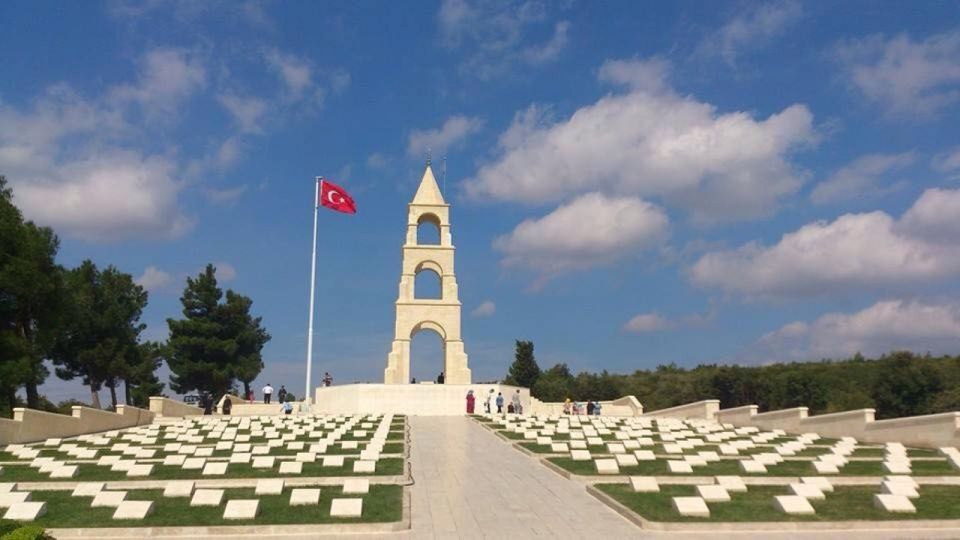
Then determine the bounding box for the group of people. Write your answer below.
[562,398,602,416]
[410,371,445,384]
[466,389,524,415]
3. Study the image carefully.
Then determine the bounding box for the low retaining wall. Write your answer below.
[643,400,720,420]
[713,402,960,449]
[528,395,644,417]
[149,396,202,417]
[0,405,155,445]
[313,383,531,416]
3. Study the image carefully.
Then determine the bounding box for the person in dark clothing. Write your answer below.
[278,385,287,403]
[221,395,232,415]
[437,371,445,384]
[587,401,595,415]
[202,394,213,415]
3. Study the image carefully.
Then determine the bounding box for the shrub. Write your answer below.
[1,525,53,540]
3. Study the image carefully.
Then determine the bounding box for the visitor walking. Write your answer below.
[511,390,522,415]
[323,372,333,387]
[221,395,232,415]
[247,389,254,404]
[485,389,494,413]
[587,400,595,415]
[437,371,445,384]
[466,390,476,414]
[496,392,504,414]
[278,385,287,403]
[263,383,274,404]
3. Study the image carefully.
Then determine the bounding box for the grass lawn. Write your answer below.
[0,457,405,482]
[26,485,402,528]
[596,483,960,522]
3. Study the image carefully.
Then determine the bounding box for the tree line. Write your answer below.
[505,341,960,420]
[1,175,271,417]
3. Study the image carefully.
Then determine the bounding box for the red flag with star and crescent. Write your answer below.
[318,179,356,214]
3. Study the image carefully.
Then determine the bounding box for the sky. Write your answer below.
[2,1,960,404]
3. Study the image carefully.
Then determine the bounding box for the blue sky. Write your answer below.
[2,1,960,403]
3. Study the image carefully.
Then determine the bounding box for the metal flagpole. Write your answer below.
[304,177,321,406]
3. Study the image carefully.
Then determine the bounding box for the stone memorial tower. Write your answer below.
[384,163,471,384]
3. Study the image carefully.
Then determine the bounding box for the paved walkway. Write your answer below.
[387,416,960,540]
[402,416,638,538]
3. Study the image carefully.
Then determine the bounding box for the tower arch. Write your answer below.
[384,164,471,385]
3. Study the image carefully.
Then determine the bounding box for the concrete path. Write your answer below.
[387,416,960,540]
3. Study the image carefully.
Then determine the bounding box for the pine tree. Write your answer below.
[504,339,540,389]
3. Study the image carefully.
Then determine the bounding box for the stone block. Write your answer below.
[3,501,46,521]
[252,456,276,469]
[163,455,186,466]
[296,452,316,463]
[629,476,659,492]
[91,491,127,507]
[570,450,592,461]
[190,489,224,507]
[279,461,303,474]
[127,464,154,477]
[800,476,834,492]
[594,458,620,475]
[883,461,912,474]
[113,500,155,520]
[182,457,206,470]
[789,483,825,500]
[323,456,345,467]
[255,479,284,495]
[606,443,626,454]
[72,482,105,497]
[672,496,709,517]
[550,443,569,453]
[812,461,839,474]
[50,465,78,478]
[696,485,730,502]
[874,493,916,513]
[163,481,194,498]
[353,460,375,473]
[714,476,747,492]
[633,450,656,461]
[0,491,31,508]
[884,475,919,488]
[343,478,369,494]
[684,456,707,467]
[614,454,639,467]
[202,462,229,475]
[739,460,767,474]
[880,481,919,499]
[774,495,816,515]
[330,498,362,517]
[289,488,321,506]
[569,440,588,450]
[223,499,260,520]
[662,443,683,454]
[667,460,693,474]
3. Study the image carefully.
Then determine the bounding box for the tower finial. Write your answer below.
[426,147,432,167]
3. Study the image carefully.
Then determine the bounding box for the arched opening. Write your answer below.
[410,323,445,384]
[414,267,442,299]
[416,213,441,245]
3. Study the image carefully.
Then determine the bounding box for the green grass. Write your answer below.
[0,457,405,482]
[596,484,960,522]
[386,431,404,441]
[25,485,402,528]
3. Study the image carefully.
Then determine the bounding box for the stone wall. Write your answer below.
[313,383,531,416]
[148,396,203,417]
[528,395,644,417]
[642,399,720,420]
[0,405,154,445]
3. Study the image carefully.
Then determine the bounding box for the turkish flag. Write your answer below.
[318,179,356,214]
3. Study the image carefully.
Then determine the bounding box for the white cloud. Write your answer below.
[756,299,960,360]
[810,152,914,204]
[691,187,960,298]
[698,1,803,65]
[135,266,173,292]
[836,30,960,116]
[471,301,496,318]
[623,313,670,333]
[205,185,248,206]
[597,57,671,93]
[217,93,267,134]
[493,192,668,274]
[215,262,237,281]
[465,58,816,223]
[264,49,323,105]
[437,0,569,78]
[523,21,570,65]
[933,146,960,176]
[407,115,484,157]
[366,153,389,170]
[110,48,206,118]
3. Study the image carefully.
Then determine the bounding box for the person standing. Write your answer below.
[263,383,274,404]
[221,395,232,415]
[495,392,504,414]
[511,390,522,415]
[278,385,288,403]
[323,372,333,387]
[466,390,476,414]
[437,371,445,384]
[594,401,602,416]
[587,400,595,415]
[485,389,494,413]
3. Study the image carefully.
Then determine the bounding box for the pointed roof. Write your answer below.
[411,164,446,205]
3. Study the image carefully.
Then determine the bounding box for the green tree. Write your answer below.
[123,341,165,408]
[504,339,540,389]
[166,264,270,397]
[0,176,64,409]
[871,351,943,419]
[532,363,574,401]
[52,261,149,408]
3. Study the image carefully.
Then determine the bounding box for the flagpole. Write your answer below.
[305,177,321,406]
